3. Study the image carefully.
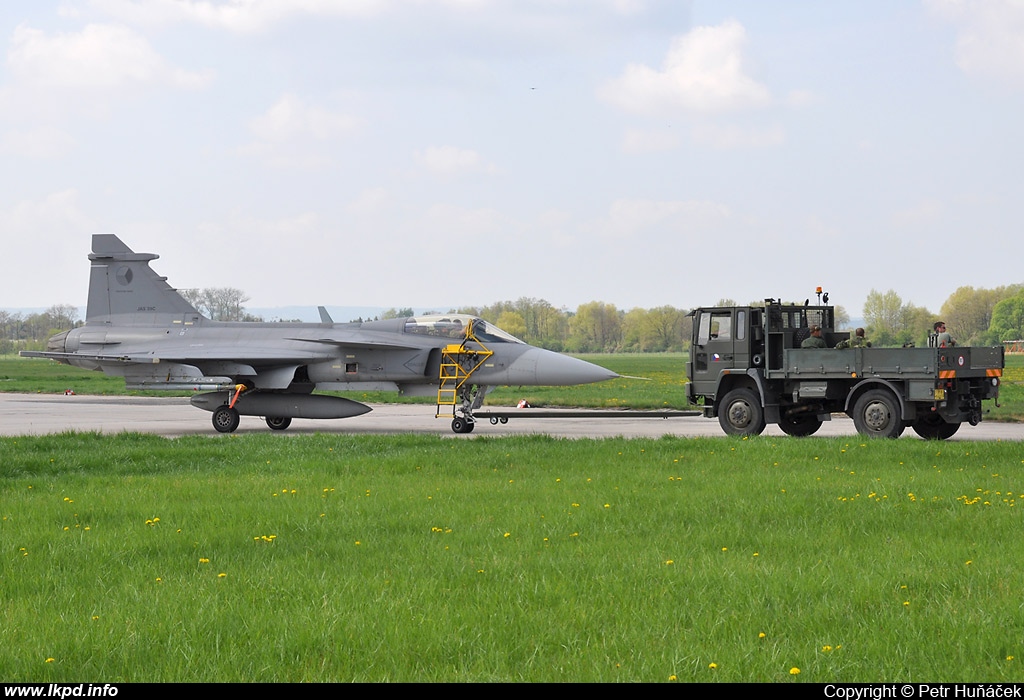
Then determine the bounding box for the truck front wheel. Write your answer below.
[853,389,902,438]
[718,388,766,437]
[911,413,961,440]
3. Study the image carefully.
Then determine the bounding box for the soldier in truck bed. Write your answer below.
[801,325,827,348]
[836,327,871,349]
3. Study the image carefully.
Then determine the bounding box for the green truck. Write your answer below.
[686,297,1004,439]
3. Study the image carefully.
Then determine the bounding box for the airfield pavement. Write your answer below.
[1,392,1023,440]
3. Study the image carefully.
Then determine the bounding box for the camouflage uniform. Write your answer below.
[836,329,870,349]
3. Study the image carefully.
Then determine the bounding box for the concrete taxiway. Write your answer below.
[1,393,1021,441]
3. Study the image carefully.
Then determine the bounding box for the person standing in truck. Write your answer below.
[930,321,956,347]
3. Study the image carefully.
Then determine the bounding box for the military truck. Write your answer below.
[686,296,1004,439]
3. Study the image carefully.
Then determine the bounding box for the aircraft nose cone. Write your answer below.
[510,348,619,386]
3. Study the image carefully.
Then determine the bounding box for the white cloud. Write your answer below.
[0,126,77,159]
[346,187,390,215]
[594,198,732,240]
[240,95,360,168]
[7,23,212,91]
[0,190,95,305]
[83,0,643,32]
[421,202,503,234]
[926,0,1024,86]
[621,128,681,154]
[414,146,496,176]
[81,0,500,32]
[598,19,771,115]
[689,123,784,149]
[249,95,360,142]
[891,198,945,228]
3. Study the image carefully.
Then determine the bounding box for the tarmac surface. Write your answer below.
[1,392,1022,441]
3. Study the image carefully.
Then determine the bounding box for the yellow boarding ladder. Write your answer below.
[436,322,493,417]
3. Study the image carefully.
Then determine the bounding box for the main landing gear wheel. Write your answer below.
[778,413,822,437]
[852,389,902,438]
[911,413,960,440]
[718,388,766,437]
[266,416,292,431]
[212,405,240,434]
[451,417,475,434]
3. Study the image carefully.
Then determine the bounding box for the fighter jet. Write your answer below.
[22,235,617,433]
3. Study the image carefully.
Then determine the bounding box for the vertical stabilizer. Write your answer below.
[86,234,202,323]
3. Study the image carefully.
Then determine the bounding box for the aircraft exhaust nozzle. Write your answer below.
[46,330,70,353]
[190,392,372,419]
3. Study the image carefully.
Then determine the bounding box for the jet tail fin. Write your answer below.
[87,234,202,323]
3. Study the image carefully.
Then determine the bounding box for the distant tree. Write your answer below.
[987,291,1024,342]
[940,285,1021,345]
[181,288,253,321]
[863,289,904,340]
[381,307,415,320]
[833,305,850,330]
[569,301,621,352]
[44,304,79,330]
[495,311,527,340]
[863,289,933,346]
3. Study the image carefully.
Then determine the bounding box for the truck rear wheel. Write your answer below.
[852,389,902,438]
[911,413,960,440]
[718,388,766,437]
[778,413,822,437]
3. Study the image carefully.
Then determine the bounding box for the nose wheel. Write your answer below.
[451,417,475,434]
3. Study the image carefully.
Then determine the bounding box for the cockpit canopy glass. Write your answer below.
[403,315,524,344]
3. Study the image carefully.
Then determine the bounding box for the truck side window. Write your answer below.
[736,310,746,341]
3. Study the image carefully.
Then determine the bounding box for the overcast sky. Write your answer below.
[1,0,1021,318]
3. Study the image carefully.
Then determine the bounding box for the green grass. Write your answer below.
[3,432,1024,682]
[8,351,1023,419]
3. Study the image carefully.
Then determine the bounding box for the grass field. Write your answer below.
[3,432,1024,682]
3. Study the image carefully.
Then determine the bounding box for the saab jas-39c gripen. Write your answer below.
[22,235,618,433]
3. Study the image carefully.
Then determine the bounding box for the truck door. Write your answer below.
[691,309,744,395]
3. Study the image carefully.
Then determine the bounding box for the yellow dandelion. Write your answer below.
[504,532,511,538]
[665,560,674,565]
[217,573,227,578]
[790,667,800,675]
[45,658,55,663]
[668,675,677,681]
[708,662,717,669]
[759,632,766,639]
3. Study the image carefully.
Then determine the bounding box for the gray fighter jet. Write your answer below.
[23,235,617,433]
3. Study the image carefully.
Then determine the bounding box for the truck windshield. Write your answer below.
[697,311,732,344]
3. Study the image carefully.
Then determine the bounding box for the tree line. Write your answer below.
[863,285,1024,347]
[8,283,1024,355]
